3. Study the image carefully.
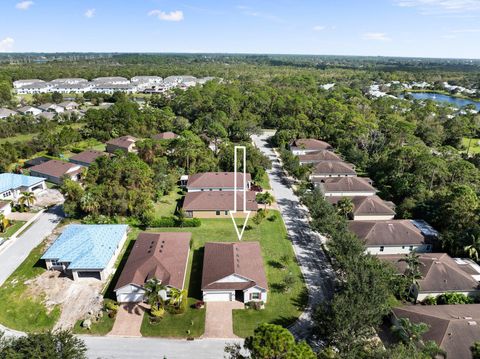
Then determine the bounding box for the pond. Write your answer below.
[406,92,480,111]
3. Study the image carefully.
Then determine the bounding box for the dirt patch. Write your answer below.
[33,189,64,209]
[25,271,103,330]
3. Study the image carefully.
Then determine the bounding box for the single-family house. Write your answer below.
[38,103,65,113]
[29,160,83,185]
[0,108,17,119]
[326,195,395,220]
[290,138,333,155]
[309,161,357,179]
[186,172,252,192]
[298,150,342,164]
[24,156,50,168]
[0,173,46,200]
[37,112,56,121]
[114,232,191,303]
[106,136,138,154]
[0,200,11,216]
[58,101,79,111]
[69,150,110,167]
[348,220,434,255]
[17,106,42,116]
[382,253,480,301]
[315,177,377,197]
[391,304,480,359]
[183,191,257,218]
[201,242,268,303]
[152,132,179,140]
[42,224,129,281]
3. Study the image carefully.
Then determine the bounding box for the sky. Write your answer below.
[1,0,480,58]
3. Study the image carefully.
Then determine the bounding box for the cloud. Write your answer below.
[362,32,391,41]
[394,0,480,13]
[0,37,15,52]
[148,9,184,21]
[16,1,33,10]
[313,25,327,31]
[85,8,95,18]
[451,28,480,32]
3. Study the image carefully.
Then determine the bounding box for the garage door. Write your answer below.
[203,292,233,302]
[76,271,101,280]
[117,293,145,303]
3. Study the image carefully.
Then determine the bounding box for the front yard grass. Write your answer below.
[140,210,306,338]
[72,314,115,336]
[0,240,60,332]
[0,220,26,238]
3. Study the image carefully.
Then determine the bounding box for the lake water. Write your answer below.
[407,92,480,111]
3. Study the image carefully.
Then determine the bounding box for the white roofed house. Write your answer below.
[131,76,163,90]
[53,82,93,94]
[50,78,88,85]
[38,103,65,113]
[92,83,137,94]
[0,108,18,119]
[16,82,53,94]
[17,106,42,116]
[92,77,130,85]
[58,101,79,111]
[13,79,45,89]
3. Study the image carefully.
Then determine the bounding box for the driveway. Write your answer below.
[251,134,335,341]
[203,301,244,338]
[108,303,147,337]
[0,205,63,286]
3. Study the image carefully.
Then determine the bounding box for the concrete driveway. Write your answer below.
[108,303,147,337]
[203,301,244,339]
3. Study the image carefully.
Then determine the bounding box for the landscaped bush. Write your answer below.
[246,301,264,310]
[149,216,201,228]
[422,295,437,305]
[170,298,189,315]
[437,292,474,305]
[103,299,119,312]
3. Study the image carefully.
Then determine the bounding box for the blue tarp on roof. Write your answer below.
[41,224,129,270]
[0,173,46,193]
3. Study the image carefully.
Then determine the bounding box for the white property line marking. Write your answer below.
[230,146,251,241]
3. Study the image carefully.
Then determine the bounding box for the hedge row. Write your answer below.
[149,216,201,228]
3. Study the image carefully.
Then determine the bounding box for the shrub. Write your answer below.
[437,292,474,305]
[149,216,201,228]
[151,306,165,318]
[422,295,437,305]
[171,298,189,314]
[150,216,176,227]
[246,301,264,310]
[104,299,119,311]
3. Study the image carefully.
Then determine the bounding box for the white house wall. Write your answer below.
[354,214,395,221]
[216,274,250,283]
[366,244,432,255]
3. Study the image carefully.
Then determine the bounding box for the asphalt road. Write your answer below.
[252,133,335,341]
[0,205,63,287]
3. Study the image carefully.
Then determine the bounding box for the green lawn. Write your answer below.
[0,220,26,238]
[0,133,36,145]
[153,187,183,218]
[462,138,480,155]
[256,172,272,190]
[140,210,306,338]
[0,241,61,332]
[72,314,116,336]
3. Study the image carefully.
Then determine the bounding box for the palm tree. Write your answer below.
[256,192,274,212]
[80,192,100,215]
[144,278,167,310]
[18,191,36,209]
[0,214,10,233]
[398,252,424,301]
[336,197,354,219]
[168,288,187,307]
[464,234,480,262]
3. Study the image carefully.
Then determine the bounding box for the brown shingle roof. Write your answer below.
[183,191,258,211]
[315,177,377,193]
[381,253,480,293]
[349,220,425,246]
[106,135,137,149]
[311,161,356,176]
[298,150,342,163]
[29,160,82,178]
[201,242,268,291]
[291,138,333,150]
[392,304,480,359]
[152,132,178,140]
[327,196,396,216]
[114,232,191,290]
[186,172,252,189]
[69,150,109,165]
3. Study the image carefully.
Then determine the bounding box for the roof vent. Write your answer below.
[468,321,477,326]
[464,316,473,320]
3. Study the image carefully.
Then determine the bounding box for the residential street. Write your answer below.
[0,205,63,287]
[252,133,335,341]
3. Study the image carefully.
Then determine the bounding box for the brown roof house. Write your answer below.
[349,220,434,255]
[315,177,377,197]
[183,191,257,218]
[152,131,179,140]
[290,138,333,155]
[186,172,252,192]
[298,150,343,164]
[114,232,191,303]
[106,135,137,154]
[29,160,83,185]
[327,195,395,221]
[382,253,480,301]
[391,304,480,359]
[201,242,268,303]
[309,161,357,179]
[69,150,110,167]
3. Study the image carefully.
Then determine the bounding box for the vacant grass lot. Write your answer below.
[0,241,60,332]
[140,210,306,338]
[153,187,183,218]
[462,138,480,154]
[0,221,26,238]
